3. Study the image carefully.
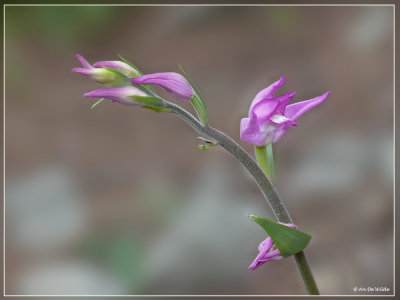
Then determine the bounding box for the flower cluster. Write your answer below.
[240,76,330,146]
[74,55,327,282]
[248,222,297,270]
[73,54,194,106]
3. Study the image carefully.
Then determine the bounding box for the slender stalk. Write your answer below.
[266,143,275,181]
[294,251,319,295]
[164,101,319,295]
[254,145,274,181]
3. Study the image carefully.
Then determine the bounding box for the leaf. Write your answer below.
[190,94,208,126]
[248,214,311,257]
[178,65,208,125]
[118,54,143,76]
[178,65,203,100]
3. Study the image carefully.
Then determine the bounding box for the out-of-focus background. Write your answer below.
[5,5,393,295]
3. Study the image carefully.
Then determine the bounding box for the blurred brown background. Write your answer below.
[4,5,393,295]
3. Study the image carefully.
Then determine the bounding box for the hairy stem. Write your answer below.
[164,101,319,295]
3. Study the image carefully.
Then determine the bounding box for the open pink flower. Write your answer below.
[240,76,330,146]
[248,222,297,270]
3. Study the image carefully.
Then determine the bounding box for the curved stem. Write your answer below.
[165,101,319,295]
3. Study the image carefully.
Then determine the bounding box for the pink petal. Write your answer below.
[258,237,274,252]
[249,76,285,111]
[251,98,280,126]
[285,91,330,121]
[93,61,129,70]
[132,72,194,101]
[276,92,296,114]
[258,122,280,145]
[270,123,294,143]
[75,54,92,69]
[72,67,92,76]
[240,117,264,147]
[263,248,281,259]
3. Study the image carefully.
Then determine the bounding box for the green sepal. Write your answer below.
[132,95,170,112]
[91,98,105,109]
[101,66,126,78]
[141,83,156,95]
[118,54,143,76]
[108,81,131,87]
[131,95,165,108]
[248,214,311,257]
[178,65,208,125]
[142,105,172,113]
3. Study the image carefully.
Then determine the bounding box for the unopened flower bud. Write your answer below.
[84,86,148,106]
[72,54,123,84]
[93,60,140,79]
[132,72,194,101]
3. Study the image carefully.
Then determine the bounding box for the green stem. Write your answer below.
[164,101,319,295]
[294,252,319,295]
[255,145,318,295]
[254,145,275,182]
[266,143,275,181]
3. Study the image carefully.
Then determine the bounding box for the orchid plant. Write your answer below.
[73,54,329,295]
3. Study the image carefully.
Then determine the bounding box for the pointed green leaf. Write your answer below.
[178,65,208,125]
[190,94,208,126]
[118,54,143,76]
[249,215,311,257]
[178,65,203,100]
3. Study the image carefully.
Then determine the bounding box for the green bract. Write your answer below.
[249,214,311,257]
[131,95,171,113]
[178,65,208,125]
